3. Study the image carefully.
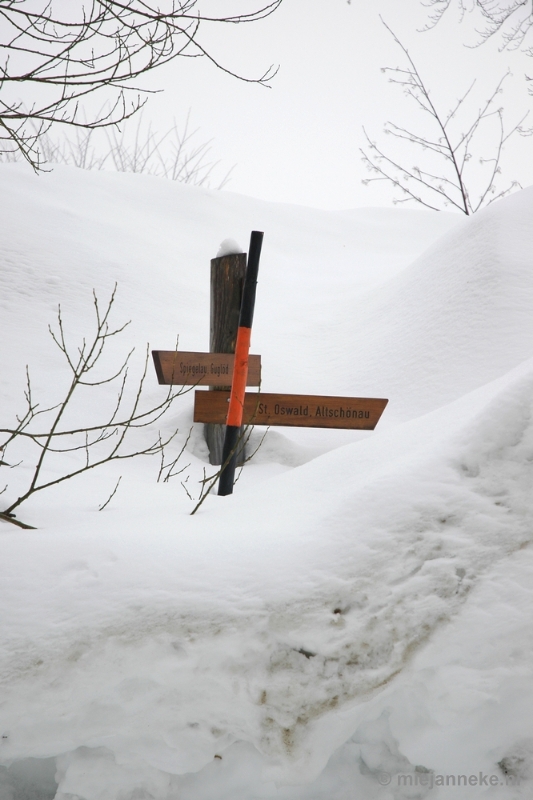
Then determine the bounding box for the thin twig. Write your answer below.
[99,475,122,510]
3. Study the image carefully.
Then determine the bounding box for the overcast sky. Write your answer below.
[71,1,533,211]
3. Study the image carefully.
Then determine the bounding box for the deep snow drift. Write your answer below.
[0,163,532,799]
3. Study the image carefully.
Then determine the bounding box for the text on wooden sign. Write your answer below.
[194,391,388,430]
[152,351,261,386]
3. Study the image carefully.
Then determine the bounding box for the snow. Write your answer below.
[216,238,244,257]
[0,162,532,799]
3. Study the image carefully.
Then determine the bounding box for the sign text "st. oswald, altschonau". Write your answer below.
[194,391,388,430]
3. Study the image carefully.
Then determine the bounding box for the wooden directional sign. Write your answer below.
[194,391,388,430]
[152,351,261,387]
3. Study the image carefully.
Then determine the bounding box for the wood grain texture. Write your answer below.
[210,253,247,362]
[194,392,388,430]
[207,253,247,465]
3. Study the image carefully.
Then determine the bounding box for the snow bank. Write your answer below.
[1,164,532,799]
[336,189,533,422]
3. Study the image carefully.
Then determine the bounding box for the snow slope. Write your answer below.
[1,164,532,799]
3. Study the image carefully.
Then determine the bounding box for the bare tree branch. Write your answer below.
[360,19,530,214]
[421,0,533,51]
[1,285,191,524]
[0,0,283,169]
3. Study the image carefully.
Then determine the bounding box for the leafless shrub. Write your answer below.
[1,112,235,189]
[0,286,189,528]
[360,19,531,214]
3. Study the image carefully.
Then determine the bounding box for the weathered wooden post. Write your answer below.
[205,251,246,465]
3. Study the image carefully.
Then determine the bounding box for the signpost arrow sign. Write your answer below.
[152,351,261,387]
[194,391,388,430]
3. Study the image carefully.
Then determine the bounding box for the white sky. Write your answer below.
[132,0,533,211]
[8,0,532,211]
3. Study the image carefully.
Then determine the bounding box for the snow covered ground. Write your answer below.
[1,163,532,799]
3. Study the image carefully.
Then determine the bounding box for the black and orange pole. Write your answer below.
[218,230,263,496]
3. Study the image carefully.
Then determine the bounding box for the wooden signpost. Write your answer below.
[152,230,389,497]
[152,351,261,387]
[194,391,388,430]
[207,249,247,466]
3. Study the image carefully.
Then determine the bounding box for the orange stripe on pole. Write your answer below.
[218,230,263,496]
[226,326,252,427]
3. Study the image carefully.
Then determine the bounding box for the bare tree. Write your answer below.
[4,111,235,189]
[360,20,530,214]
[0,286,189,529]
[422,0,533,50]
[0,0,282,170]
[99,110,235,188]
